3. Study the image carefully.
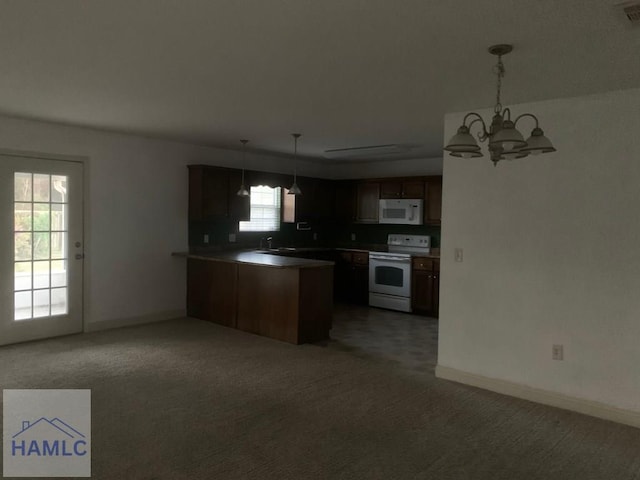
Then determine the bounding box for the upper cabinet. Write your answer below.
[356,182,380,223]
[334,180,356,223]
[188,165,250,221]
[380,180,425,199]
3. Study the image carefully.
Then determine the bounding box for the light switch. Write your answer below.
[454,248,463,262]
[204,234,209,244]
[228,233,236,243]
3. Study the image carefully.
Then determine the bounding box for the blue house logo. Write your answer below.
[11,417,88,457]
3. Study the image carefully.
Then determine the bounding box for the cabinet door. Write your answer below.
[353,265,369,304]
[334,181,356,223]
[411,271,434,313]
[424,177,442,224]
[202,168,230,218]
[380,181,402,199]
[402,181,425,198]
[356,182,380,223]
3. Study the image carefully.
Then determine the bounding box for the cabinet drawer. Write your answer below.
[352,252,369,265]
[412,257,434,271]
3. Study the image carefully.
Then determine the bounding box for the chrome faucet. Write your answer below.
[266,237,273,249]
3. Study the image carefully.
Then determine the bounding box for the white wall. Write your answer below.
[438,87,640,413]
[0,115,321,326]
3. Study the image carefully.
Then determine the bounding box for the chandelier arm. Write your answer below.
[513,113,540,129]
[462,112,485,127]
[466,117,489,142]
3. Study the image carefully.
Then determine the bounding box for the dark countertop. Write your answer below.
[172,251,334,269]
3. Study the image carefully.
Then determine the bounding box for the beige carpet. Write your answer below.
[1,318,639,480]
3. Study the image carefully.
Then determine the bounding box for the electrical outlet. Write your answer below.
[455,248,463,262]
[552,344,564,361]
[203,234,209,244]
[313,233,318,241]
[351,233,356,241]
[228,233,236,243]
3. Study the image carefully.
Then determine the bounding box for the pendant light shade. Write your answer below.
[237,139,250,197]
[288,133,302,196]
[444,125,481,154]
[520,128,557,155]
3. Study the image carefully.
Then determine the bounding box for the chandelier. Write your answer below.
[444,44,556,166]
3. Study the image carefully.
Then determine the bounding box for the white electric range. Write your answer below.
[368,234,431,312]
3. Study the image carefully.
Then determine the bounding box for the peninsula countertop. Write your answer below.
[172,250,334,269]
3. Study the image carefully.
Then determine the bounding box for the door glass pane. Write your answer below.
[15,232,32,261]
[51,175,68,203]
[33,289,50,318]
[14,203,32,231]
[51,233,66,260]
[51,260,67,287]
[33,174,50,202]
[33,203,50,230]
[51,288,68,316]
[51,203,67,231]
[15,262,32,291]
[375,266,405,288]
[33,232,50,260]
[14,173,32,201]
[15,292,32,321]
[33,261,50,289]
[13,172,70,321]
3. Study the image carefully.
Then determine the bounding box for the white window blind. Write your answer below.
[238,186,282,232]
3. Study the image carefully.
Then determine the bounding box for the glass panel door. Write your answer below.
[0,155,83,345]
[14,173,69,320]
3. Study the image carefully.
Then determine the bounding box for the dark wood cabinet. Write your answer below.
[334,180,356,223]
[411,257,439,317]
[380,180,425,199]
[187,258,238,327]
[188,165,250,221]
[335,251,369,304]
[294,178,335,222]
[356,182,380,223]
[424,176,442,225]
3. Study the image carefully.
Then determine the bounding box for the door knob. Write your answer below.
[75,241,82,248]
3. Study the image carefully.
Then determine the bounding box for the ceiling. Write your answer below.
[0,0,638,163]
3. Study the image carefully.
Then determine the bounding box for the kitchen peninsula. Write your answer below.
[177,251,334,345]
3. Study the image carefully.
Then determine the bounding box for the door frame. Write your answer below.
[0,148,91,333]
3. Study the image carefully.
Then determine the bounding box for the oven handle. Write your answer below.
[369,254,412,263]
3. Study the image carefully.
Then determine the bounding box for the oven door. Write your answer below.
[369,254,411,297]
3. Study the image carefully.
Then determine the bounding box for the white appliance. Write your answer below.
[369,234,431,312]
[379,199,423,225]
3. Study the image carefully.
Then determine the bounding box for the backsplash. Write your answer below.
[189,219,440,250]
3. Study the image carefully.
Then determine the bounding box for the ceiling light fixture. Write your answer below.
[444,44,556,166]
[288,133,302,196]
[236,139,250,197]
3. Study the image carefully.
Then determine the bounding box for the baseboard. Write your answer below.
[435,365,640,429]
[85,309,186,333]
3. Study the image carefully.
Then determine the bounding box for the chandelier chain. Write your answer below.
[494,56,505,114]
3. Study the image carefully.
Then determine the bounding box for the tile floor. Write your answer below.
[321,303,439,374]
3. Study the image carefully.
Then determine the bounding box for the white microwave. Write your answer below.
[378,199,423,225]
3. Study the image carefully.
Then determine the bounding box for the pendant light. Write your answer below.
[288,133,302,195]
[236,139,250,197]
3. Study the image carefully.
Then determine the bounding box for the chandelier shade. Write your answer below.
[444,44,556,166]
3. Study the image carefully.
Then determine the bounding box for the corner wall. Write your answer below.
[437,87,640,415]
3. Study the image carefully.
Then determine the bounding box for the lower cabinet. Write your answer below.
[335,251,369,305]
[187,259,238,327]
[411,257,439,317]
